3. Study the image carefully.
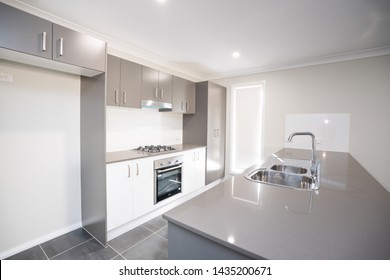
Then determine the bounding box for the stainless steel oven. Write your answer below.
[154,155,183,204]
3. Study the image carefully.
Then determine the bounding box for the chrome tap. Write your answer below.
[287,132,317,166]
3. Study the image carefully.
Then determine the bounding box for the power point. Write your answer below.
[0,72,14,82]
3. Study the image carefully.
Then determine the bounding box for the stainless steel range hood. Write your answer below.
[142,99,172,110]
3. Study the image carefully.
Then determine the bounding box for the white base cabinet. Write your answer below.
[106,158,153,231]
[183,148,206,194]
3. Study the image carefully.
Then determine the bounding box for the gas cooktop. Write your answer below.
[135,145,176,154]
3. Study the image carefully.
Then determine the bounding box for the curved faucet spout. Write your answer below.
[287,132,316,163]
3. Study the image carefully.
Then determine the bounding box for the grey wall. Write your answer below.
[214,55,390,192]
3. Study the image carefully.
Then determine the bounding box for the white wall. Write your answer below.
[0,60,81,258]
[106,106,183,152]
[215,55,390,192]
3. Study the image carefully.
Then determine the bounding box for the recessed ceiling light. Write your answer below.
[232,51,240,58]
[156,0,167,3]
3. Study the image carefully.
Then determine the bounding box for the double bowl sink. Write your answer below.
[245,158,320,190]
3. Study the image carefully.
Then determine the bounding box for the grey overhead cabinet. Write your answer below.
[52,24,106,73]
[141,66,173,108]
[0,3,106,77]
[183,81,226,184]
[171,76,196,113]
[0,2,52,59]
[106,55,142,108]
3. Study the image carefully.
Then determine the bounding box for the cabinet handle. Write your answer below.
[128,165,131,178]
[136,163,139,176]
[59,37,64,56]
[192,152,196,161]
[197,151,200,160]
[181,101,184,111]
[186,102,189,112]
[160,89,164,100]
[154,88,158,99]
[114,90,119,104]
[123,91,127,104]
[42,32,47,52]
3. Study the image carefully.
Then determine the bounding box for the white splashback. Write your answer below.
[285,113,350,152]
[106,107,183,152]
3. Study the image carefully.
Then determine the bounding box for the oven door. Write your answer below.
[155,164,182,204]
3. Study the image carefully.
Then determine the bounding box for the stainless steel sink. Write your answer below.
[246,169,316,190]
[244,156,320,190]
[270,164,307,174]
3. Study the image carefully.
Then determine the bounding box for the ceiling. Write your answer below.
[11,0,390,80]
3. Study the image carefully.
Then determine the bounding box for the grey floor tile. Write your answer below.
[156,226,168,239]
[52,239,117,260]
[123,234,167,260]
[142,215,168,232]
[112,254,126,260]
[6,245,47,260]
[108,225,153,253]
[40,228,92,258]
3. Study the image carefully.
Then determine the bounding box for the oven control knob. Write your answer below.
[160,163,163,166]
[168,161,172,164]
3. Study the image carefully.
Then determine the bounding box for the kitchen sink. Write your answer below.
[244,156,320,190]
[270,164,307,174]
[246,169,316,190]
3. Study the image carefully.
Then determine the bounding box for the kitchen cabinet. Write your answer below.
[106,161,133,231]
[183,148,206,193]
[171,76,196,113]
[106,158,153,231]
[106,55,142,108]
[132,159,154,219]
[0,2,52,59]
[52,24,106,72]
[183,82,226,184]
[141,66,173,105]
[0,3,106,77]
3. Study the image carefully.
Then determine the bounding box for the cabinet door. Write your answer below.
[106,162,133,231]
[206,83,226,184]
[158,71,173,103]
[132,159,154,219]
[185,80,196,114]
[0,3,52,59]
[53,24,106,72]
[121,60,142,108]
[141,66,159,101]
[183,148,206,193]
[172,76,186,112]
[106,55,120,106]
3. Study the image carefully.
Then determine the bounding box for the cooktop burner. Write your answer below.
[136,145,176,153]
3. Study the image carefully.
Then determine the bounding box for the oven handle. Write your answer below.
[156,164,182,174]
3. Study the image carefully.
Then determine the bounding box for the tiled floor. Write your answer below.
[6,215,168,260]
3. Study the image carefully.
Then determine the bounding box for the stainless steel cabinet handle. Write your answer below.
[154,88,158,99]
[160,89,164,100]
[59,37,64,56]
[123,91,127,104]
[128,165,131,178]
[114,90,119,104]
[192,152,196,161]
[136,163,139,176]
[181,101,184,111]
[42,32,47,52]
[186,102,188,112]
[197,151,200,160]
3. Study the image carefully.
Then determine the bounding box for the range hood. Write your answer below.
[142,99,172,110]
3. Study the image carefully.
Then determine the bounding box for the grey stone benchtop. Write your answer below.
[106,144,205,163]
[163,148,390,259]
